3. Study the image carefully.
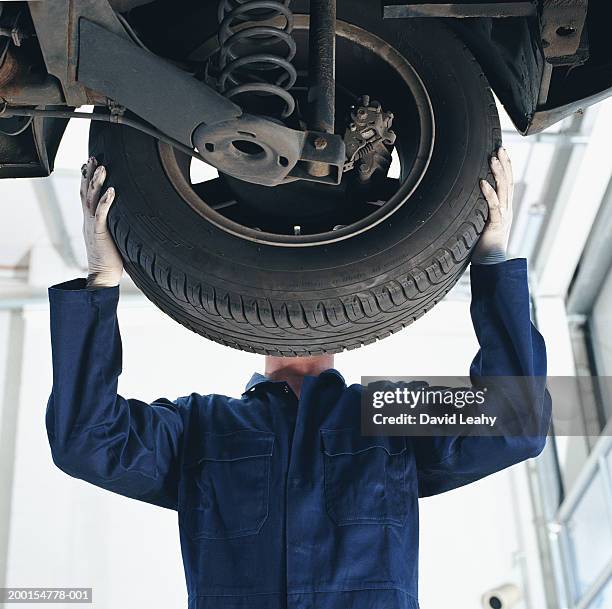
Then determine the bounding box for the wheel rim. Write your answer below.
[159,16,435,247]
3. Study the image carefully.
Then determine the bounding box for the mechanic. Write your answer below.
[46,148,551,609]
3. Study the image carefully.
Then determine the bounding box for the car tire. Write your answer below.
[88,8,500,355]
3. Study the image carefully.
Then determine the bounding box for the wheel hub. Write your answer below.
[160,17,435,246]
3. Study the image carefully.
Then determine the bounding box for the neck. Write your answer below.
[264,354,335,397]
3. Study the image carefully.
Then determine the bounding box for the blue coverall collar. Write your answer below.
[242,368,346,395]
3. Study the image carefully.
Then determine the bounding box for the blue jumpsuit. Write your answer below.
[46,258,551,609]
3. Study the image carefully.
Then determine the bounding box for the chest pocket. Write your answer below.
[321,429,408,526]
[180,430,274,540]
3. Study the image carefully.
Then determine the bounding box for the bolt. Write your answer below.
[349,123,357,132]
[314,137,327,150]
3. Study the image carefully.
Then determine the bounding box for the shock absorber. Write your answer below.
[216,0,298,119]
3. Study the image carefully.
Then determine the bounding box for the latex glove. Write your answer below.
[472,147,514,265]
[80,157,123,288]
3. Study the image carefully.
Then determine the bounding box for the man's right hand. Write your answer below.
[80,157,123,289]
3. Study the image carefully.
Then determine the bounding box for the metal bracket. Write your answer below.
[540,0,588,65]
[193,117,345,187]
[383,2,537,19]
[28,0,129,106]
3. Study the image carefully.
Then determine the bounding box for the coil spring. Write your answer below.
[216,0,297,118]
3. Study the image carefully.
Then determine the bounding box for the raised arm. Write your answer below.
[412,148,552,497]
[46,158,184,510]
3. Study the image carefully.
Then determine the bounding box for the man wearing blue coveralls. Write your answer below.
[46,147,551,609]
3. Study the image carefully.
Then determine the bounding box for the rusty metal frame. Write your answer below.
[540,0,589,64]
[27,0,128,106]
[383,2,537,18]
[1,0,607,175]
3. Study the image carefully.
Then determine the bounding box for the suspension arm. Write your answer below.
[78,19,344,186]
[77,19,242,146]
[25,1,345,187]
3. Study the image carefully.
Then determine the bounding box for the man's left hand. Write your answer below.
[472,147,514,265]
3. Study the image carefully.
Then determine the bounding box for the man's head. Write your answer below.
[265,354,335,380]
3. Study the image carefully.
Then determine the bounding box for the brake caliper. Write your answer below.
[343,95,396,182]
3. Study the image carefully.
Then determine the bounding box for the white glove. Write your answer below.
[80,157,123,288]
[472,147,514,265]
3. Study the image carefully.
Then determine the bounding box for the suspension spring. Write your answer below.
[216,0,297,118]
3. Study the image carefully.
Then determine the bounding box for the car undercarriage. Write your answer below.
[1,0,610,354]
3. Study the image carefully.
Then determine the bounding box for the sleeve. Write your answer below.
[412,259,552,498]
[46,278,184,510]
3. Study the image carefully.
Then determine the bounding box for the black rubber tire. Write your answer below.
[89,7,501,356]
